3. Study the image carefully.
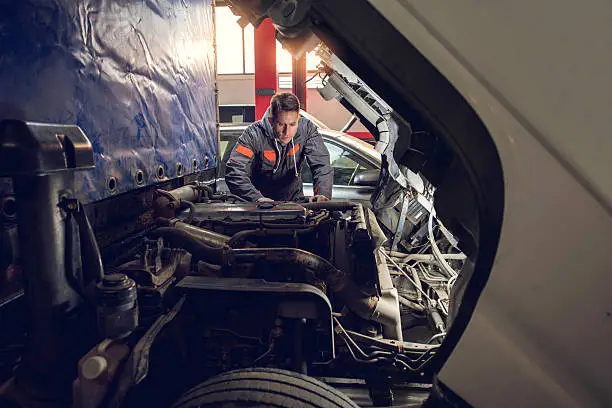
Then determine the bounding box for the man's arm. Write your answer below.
[303,123,333,199]
[225,130,264,202]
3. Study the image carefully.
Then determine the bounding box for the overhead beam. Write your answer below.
[292,54,307,110]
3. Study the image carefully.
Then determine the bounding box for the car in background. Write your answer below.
[217,112,382,202]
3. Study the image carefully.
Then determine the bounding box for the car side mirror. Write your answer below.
[353,169,380,187]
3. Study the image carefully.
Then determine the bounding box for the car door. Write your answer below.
[301,138,378,202]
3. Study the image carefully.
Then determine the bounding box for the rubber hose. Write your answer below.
[147,227,224,264]
[73,205,104,282]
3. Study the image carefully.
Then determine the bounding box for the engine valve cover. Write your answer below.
[192,202,307,224]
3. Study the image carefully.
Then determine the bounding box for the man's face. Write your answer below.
[271,110,299,144]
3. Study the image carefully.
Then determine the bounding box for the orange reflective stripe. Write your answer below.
[287,143,300,157]
[235,144,254,158]
[263,150,276,162]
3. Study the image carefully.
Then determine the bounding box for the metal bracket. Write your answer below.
[391,192,411,251]
[0,120,94,176]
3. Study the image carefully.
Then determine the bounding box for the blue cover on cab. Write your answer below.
[0,0,218,203]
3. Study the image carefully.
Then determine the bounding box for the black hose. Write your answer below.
[147,227,224,264]
[226,225,325,248]
[64,212,86,298]
[301,201,358,211]
[194,183,214,199]
[231,248,345,286]
[179,200,196,223]
[227,229,295,248]
[171,221,230,248]
[73,203,104,283]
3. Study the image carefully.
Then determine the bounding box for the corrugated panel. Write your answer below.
[0,0,218,203]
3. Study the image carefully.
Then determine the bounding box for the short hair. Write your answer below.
[270,92,300,120]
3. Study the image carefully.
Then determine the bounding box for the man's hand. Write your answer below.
[309,195,330,203]
[256,197,274,203]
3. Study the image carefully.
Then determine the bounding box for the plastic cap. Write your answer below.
[82,356,108,380]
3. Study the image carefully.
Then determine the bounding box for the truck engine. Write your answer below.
[0,0,483,406]
[74,181,460,407]
[0,145,464,407]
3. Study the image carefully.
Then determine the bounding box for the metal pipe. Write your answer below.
[227,226,320,248]
[147,227,225,264]
[343,329,438,353]
[386,251,466,262]
[410,265,423,303]
[146,229,385,328]
[428,212,458,278]
[231,248,347,288]
[365,209,402,341]
[365,208,388,248]
[340,114,358,132]
[169,220,230,248]
[374,117,389,154]
[398,295,425,312]
[164,184,201,203]
[153,184,201,219]
[301,201,358,211]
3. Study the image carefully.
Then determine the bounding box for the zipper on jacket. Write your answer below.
[290,138,298,178]
[272,139,281,173]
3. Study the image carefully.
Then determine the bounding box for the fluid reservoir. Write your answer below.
[96,273,138,339]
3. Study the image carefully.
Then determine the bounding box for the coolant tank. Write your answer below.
[96,273,138,339]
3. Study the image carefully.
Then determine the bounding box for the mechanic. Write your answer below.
[225,92,333,202]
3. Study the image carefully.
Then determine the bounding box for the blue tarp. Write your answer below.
[0,0,218,202]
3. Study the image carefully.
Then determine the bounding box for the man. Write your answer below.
[225,92,333,202]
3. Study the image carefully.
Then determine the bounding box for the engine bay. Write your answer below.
[49,181,465,407]
[0,1,486,405]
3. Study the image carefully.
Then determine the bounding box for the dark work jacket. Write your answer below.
[225,111,333,202]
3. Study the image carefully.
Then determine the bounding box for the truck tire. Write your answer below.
[171,368,359,408]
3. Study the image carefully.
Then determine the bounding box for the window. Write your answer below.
[215,6,320,76]
[215,6,254,74]
[218,129,242,177]
[301,140,375,186]
[276,41,321,74]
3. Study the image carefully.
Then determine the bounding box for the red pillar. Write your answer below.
[292,54,307,110]
[254,18,277,120]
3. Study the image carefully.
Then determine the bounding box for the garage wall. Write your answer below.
[217,74,369,132]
